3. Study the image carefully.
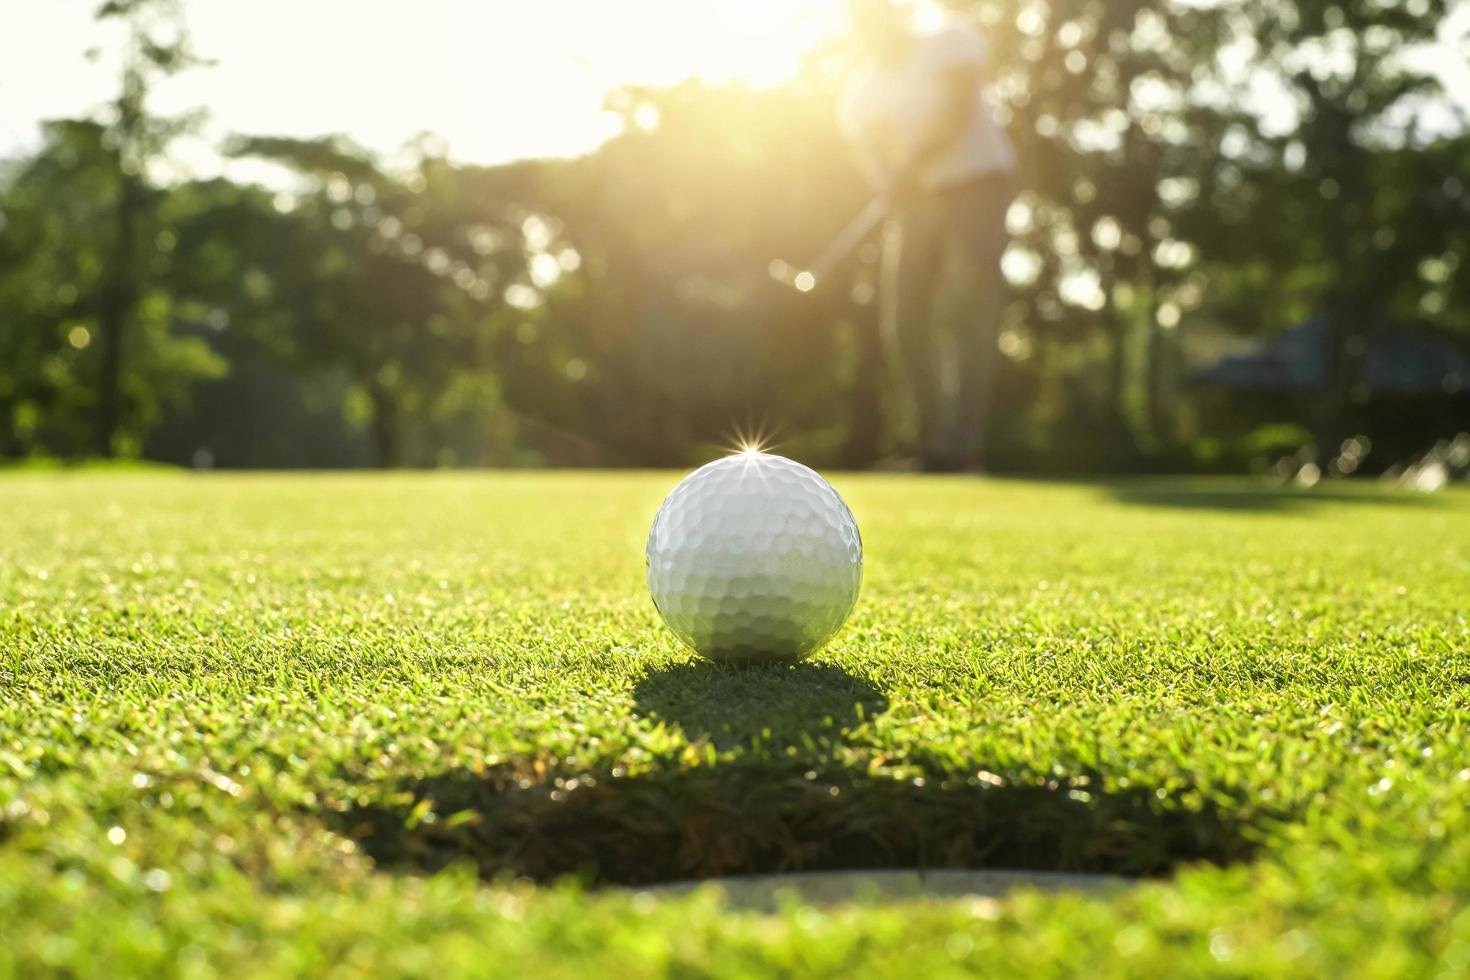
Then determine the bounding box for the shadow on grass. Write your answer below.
[323,662,1271,885]
[1108,478,1440,512]
[325,758,1269,886]
[631,660,888,748]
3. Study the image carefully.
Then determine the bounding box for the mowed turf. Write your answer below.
[2,470,1468,977]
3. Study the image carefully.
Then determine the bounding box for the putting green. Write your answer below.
[2,470,1467,976]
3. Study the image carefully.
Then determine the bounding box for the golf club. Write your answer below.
[769,196,890,294]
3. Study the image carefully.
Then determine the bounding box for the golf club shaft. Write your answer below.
[770,196,891,291]
[807,196,889,281]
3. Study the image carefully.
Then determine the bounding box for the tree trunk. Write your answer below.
[1101,255,1131,447]
[1145,272,1173,448]
[368,382,402,468]
[94,167,140,457]
[1146,319,1172,447]
[1315,294,1360,463]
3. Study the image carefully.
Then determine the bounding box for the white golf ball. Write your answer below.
[646,451,862,663]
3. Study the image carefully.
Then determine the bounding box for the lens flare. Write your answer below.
[723,422,781,458]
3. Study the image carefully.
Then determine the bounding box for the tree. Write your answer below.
[487,78,876,466]
[88,0,211,456]
[0,121,224,459]
[227,137,526,467]
[1171,0,1464,456]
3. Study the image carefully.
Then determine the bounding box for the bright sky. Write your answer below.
[1,0,1466,175]
[0,0,847,172]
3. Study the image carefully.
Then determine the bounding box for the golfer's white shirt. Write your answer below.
[840,20,1017,191]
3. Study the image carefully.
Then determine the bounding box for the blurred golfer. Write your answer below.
[841,0,1015,471]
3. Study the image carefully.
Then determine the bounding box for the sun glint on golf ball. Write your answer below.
[646,451,862,663]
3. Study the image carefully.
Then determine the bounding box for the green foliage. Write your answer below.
[1,471,1468,974]
[2,0,1468,468]
[220,136,528,466]
[501,81,876,463]
[0,121,225,458]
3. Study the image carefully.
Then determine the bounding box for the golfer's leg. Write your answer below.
[946,178,1012,467]
[882,205,944,461]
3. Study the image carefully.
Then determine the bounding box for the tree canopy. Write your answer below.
[1,0,1466,471]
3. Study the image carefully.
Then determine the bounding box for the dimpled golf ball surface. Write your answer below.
[647,452,862,663]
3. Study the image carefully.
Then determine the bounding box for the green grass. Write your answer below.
[2,470,1468,977]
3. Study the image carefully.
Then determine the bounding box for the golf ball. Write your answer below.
[646,451,862,663]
